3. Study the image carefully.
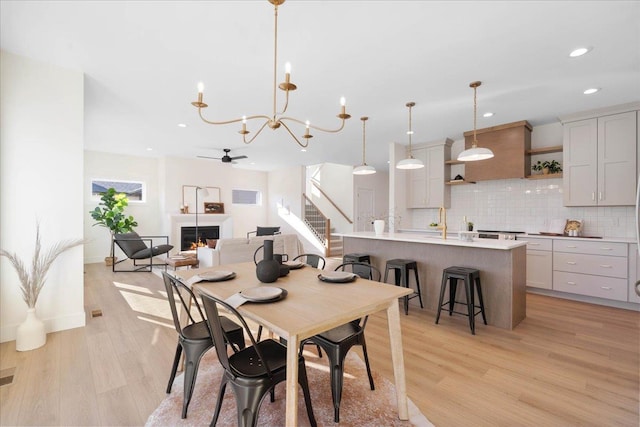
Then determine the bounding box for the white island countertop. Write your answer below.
[335,231,526,250]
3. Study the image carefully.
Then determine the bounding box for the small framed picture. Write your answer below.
[204,202,225,214]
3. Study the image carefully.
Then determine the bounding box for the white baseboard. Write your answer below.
[0,311,86,343]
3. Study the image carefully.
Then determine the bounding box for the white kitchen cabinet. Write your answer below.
[629,244,640,304]
[523,236,552,289]
[407,139,452,208]
[552,239,629,302]
[563,110,637,206]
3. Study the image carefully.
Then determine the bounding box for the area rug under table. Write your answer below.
[146,349,433,427]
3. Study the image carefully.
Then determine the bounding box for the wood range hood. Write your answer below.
[463,120,532,182]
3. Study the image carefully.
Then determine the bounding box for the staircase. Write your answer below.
[303,194,344,257]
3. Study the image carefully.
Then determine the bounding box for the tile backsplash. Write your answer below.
[410,177,637,238]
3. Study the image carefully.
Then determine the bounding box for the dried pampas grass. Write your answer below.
[0,222,84,308]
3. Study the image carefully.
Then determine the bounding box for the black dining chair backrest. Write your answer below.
[293,253,326,270]
[334,261,381,281]
[299,260,380,422]
[199,291,317,427]
[162,272,244,419]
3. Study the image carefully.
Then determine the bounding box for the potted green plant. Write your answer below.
[90,188,138,265]
[532,160,562,175]
[0,223,84,350]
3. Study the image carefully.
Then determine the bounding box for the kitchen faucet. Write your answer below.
[438,206,447,240]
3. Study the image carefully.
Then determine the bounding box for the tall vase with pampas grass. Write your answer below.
[0,223,84,351]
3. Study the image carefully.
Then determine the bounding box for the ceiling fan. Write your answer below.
[197,148,248,164]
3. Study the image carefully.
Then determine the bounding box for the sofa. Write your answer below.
[197,233,304,268]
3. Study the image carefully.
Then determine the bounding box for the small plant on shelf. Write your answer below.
[532,160,562,174]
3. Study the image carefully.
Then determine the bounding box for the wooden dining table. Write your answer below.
[175,261,412,426]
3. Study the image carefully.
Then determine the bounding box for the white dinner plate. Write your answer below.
[198,271,236,282]
[318,271,358,283]
[283,260,304,269]
[240,286,283,301]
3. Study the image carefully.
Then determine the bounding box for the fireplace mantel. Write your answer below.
[169,214,233,250]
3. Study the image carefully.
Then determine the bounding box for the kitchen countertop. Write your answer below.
[335,231,526,250]
[518,234,636,244]
[397,229,636,244]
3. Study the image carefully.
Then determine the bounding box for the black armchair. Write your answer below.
[246,226,281,239]
[112,232,173,272]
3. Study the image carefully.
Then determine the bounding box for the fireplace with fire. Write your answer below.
[180,226,219,251]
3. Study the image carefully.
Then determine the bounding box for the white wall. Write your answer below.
[84,154,270,262]
[161,157,269,238]
[306,163,355,234]
[1,51,85,342]
[84,151,161,263]
[267,166,325,254]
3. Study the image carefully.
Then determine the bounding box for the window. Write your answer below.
[91,179,146,202]
[232,189,261,205]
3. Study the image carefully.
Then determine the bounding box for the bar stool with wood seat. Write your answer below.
[436,266,487,334]
[383,259,424,315]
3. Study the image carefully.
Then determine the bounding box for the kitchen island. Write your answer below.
[338,231,527,329]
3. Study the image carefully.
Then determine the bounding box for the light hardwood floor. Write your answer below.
[1,262,638,426]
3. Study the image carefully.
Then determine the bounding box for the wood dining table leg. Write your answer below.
[387,300,409,420]
[286,333,300,426]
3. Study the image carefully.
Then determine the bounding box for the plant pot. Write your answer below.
[16,308,46,351]
[467,225,474,231]
[373,220,385,235]
[104,256,117,266]
[542,167,550,175]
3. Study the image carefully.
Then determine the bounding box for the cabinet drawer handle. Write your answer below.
[600,247,612,251]
[567,281,576,285]
[591,192,595,201]
[566,245,578,248]
[529,243,540,246]
[599,264,612,268]
[600,286,612,290]
[566,261,576,265]
[599,191,603,201]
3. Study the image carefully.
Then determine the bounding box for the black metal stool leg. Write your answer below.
[413,266,424,308]
[436,273,448,324]
[475,275,488,325]
[449,278,458,316]
[465,273,475,335]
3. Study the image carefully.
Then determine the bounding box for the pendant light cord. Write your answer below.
[406,101,415,158]
[362,117,367,164]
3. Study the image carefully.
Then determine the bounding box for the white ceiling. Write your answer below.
[2,1,639,172]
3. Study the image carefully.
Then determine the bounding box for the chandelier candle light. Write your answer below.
[353,116,376,175]
[396,102,424,170]
[457,81,495,161]
[191,0,350,148]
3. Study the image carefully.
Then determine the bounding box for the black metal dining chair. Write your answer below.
[300,261,380,422]
[199,290,317,427]
[292,253,326,270]
[162,272,245,419]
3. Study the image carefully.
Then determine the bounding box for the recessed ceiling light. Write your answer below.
[177,123,187,128]
[146,147,153,151]
[301,148,307,152]
[483,112,494,118]
[583,88,600,95]
[569,47,591,57]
